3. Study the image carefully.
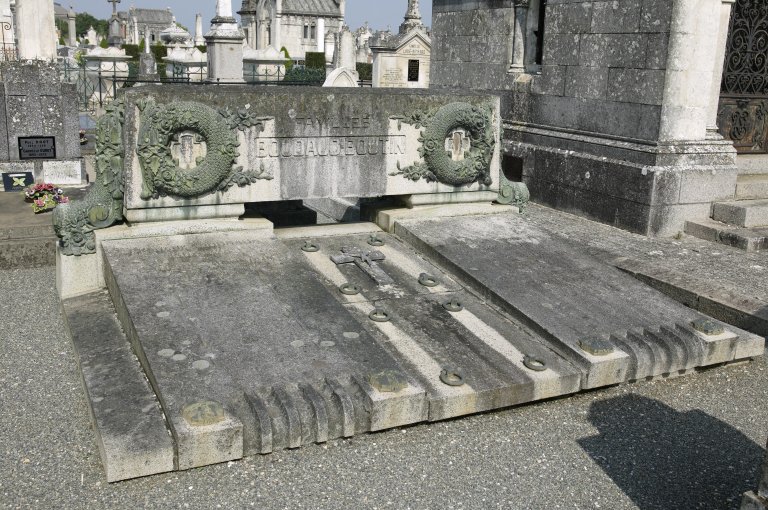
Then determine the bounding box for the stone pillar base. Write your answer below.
[505,125,739,237]
[205,26,246,83]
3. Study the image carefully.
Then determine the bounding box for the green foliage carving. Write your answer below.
[53,100,126,256]
[390,102,496,187]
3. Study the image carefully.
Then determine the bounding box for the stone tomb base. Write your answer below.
[61,210,764,482]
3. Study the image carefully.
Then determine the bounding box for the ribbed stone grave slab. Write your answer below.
[393,212,765,389]
[290,233,582,421]
[94,229,582,478]
[102,232,428,469]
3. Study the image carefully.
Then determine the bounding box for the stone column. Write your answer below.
[248,18,257,49]
[132,16,139,45]
[273,0,282,50]
[706,0,736,139]
[67,6,77,47]
[508,0,529,73]
[15,0,57,60]
[205,0,245,82]
[317,18,325,52]
[658,0,723,142]
[194,14,204,47]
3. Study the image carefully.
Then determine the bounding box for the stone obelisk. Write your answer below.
[205,0,245,82]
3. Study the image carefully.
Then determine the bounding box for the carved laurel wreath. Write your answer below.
[391,102,496,186]
[137,100,242,199]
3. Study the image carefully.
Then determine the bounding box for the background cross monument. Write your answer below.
[107,0,124,47]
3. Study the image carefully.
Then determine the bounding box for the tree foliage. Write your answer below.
[76,13,109,40]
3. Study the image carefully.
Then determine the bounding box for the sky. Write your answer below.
[67,0,432,33]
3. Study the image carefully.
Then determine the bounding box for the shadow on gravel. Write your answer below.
[578,395,763,510]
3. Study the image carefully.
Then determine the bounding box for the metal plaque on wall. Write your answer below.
[18,136,56,160]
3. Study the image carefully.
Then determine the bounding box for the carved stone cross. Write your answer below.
[331,246,394,286]
[108,0,121,16]
[446,129,470,161]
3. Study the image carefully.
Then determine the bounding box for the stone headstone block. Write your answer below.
[120,85,501,216]
[42,160,83,185]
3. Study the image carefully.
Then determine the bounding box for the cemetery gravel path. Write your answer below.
[1,261,766,509]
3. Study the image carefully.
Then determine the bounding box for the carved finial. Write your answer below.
[405,0,421,20]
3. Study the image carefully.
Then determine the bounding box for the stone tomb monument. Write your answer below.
[53,84,764,482]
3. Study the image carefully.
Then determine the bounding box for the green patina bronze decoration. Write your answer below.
[138,100,239,199]
[391,102,496,186]
[137,100,271,199]
[497,181,531,210]
[53,99,126,256]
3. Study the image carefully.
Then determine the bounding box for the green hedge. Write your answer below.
[356,63,372,81]
[283,67,326,84]
[305,52,327,69]
[122,44,168,62]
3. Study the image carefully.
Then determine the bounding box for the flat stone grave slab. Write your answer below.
[393,212,765,389]
[83,228,581,480]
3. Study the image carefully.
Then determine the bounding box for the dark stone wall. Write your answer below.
[431,0,517,91]
[431,0,674,142]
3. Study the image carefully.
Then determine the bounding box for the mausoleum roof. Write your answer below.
[118,8,174,25]
[283,0,341,16]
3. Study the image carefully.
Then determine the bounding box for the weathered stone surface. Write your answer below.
[62,291,174,482]
[101,232,430,458]
[393,212,765,389]
[713,199,768,228]
[684,219,768,253]
[87,227,585,474]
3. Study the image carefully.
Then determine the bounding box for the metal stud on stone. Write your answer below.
[578,337,614,356]
[418,272,439,287]
[368,234,385,247]
[369,306,391,322]
[368,370,408,393]
[182,401,226,427]
[301,240,319,252]
[339,282,361,295]
[523,355,547,372]
[443,298,464,312]
[691,318,724,336]
[439,367,465,386]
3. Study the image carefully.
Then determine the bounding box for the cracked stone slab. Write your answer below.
[392,212,765,389]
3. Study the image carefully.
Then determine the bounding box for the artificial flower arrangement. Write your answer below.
[24,183,69,213]
[79,130,88,145]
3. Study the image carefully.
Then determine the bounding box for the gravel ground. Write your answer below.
[1,265,767,510]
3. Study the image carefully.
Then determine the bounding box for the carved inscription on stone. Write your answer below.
[253,136,406,159]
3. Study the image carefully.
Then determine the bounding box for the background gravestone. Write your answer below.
[0,61,83,187]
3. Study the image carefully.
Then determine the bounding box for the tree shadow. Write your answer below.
[578,394,764,510]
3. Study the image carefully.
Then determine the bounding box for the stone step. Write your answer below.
[685,219,768,252]
[712,199,768,228]
[736,174,768,199]
[61,290,175,482]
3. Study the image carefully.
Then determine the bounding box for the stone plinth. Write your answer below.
[204,15,245,83]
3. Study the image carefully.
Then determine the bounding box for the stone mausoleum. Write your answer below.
[431,0,767,242]
[238,0,345,60]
